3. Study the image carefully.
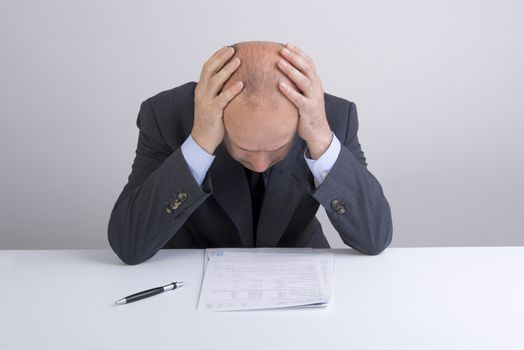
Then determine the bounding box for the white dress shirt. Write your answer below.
[181,133,341,187]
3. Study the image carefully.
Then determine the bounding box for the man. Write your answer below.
[108,41,392,265]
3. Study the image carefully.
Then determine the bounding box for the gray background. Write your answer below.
[1,0,523,249]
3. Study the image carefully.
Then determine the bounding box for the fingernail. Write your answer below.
[282,47,290,55]
[286,43,295,49]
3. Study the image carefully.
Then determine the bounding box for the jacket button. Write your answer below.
[166,192,187,213]
[331,199,346,214]
[170,199,181,210]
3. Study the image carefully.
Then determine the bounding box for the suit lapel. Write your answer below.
[210,136,308,248]
[256,135,307,247]
[210,144,254,247]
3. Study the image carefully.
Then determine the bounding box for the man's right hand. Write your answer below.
[191,46,244,155]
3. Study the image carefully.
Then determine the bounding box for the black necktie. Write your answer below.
[244,167,266,243]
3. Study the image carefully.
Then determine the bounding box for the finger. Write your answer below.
[280,45,316,83]
[285,43,314,66]
[199,46,235,85]
[208,57,241,95]
[199,46,228,81]
[278,81,307,108]
[277,58,313,96]
[216,81,244,108]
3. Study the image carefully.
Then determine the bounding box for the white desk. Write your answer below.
[1,248,523,349]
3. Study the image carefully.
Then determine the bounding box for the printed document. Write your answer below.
[197,248,335,312]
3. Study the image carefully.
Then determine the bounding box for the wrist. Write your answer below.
[191,129,218,155]
[306,128,333,160]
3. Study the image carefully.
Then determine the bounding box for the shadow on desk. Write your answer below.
[76,248,204,266]
[77,248,361,266]
[76,250,124,265]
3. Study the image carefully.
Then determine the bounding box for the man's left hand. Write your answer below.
[277,43,333,160]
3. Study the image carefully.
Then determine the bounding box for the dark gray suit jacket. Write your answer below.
[108,81,392,265]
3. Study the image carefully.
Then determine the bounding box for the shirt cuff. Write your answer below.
[304,132,341,186]
[180,134,215,186]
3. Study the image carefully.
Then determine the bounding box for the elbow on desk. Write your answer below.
[358,239,391,255]
[107,233,151,265]
[342,220,393,256]
[107,214,152,266]
[346,238,391,256]
[118,254,149,266]
[356,200,394,255]
[367,221,393,255]
[107,231,140,265]
[350,237,392,255]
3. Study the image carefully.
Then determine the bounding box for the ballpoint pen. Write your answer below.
[114,281,184,305]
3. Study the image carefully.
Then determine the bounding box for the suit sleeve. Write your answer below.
[107,100,213,265]
[309,101,393,255]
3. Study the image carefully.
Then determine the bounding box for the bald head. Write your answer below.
[220,41,300,172]
[222,41,298,110]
